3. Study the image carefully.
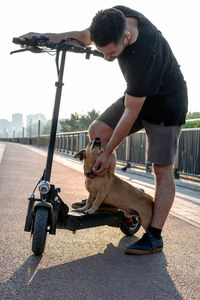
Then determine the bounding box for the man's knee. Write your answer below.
[153,164,173,180]
[88,120,113,145]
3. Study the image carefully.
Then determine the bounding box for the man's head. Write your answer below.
[89,8,130,61]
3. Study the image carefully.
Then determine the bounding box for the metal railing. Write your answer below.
[1,121,200,180]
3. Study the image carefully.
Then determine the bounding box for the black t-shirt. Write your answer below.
[114,5,188,125]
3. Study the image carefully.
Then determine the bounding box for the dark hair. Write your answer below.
[89,8,127,47]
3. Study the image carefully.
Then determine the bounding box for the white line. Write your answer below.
[0,143,6,164]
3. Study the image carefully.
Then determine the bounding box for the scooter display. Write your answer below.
[11,36,141,255]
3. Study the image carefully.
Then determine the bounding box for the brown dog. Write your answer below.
[74,137,154,231]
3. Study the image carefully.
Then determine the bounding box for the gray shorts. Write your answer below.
[97,97,181,165]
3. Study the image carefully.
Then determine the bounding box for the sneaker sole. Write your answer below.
[125,247,163,255]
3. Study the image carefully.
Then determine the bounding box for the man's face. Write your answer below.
[96,37,128,62]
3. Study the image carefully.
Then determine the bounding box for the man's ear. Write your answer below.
[74,149,86,161]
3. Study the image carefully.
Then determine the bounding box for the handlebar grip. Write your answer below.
[12,35,49,47]
[92,50,104,58]
[12,37,25,45]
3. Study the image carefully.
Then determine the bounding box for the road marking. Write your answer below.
[0,143,6,164]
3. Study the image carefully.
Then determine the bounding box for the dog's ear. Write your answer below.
[74,149,86,161]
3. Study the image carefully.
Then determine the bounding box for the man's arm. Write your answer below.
[20,28,92,46]
[93,94,146,175]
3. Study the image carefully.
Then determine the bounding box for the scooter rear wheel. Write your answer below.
[120,216,141,236]
[32,208,49,255]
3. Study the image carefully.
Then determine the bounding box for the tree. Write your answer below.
[60,109,100,132]
[42,123,51,135]
[182,112,200,128]
[59,112,81,132]
[186,112,200,119]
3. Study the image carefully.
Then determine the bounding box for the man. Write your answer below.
[20,5,188,255]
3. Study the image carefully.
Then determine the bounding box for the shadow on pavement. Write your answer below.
[1,237,182,300]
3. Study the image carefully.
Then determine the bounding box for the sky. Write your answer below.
[0,0,200,125]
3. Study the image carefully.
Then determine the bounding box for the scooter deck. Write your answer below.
[63,209,124,231]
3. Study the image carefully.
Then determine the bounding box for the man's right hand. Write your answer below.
[16,29,91,47]
[19,32,39,47]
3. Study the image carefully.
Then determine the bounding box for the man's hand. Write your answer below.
[18,29,91,47]
[18,32,53,48]
[92,151,112,176]
[18,32,39,48]
[19,32,38,40]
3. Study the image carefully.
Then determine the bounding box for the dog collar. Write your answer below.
[84,171,96,179]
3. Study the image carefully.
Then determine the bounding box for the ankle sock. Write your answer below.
[148,226,162,239]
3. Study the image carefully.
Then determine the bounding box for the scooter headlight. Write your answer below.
[38,180,50,195]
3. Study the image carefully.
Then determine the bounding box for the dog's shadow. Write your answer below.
[1,236,182,300]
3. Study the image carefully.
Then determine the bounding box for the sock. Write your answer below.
[148,226,162,239]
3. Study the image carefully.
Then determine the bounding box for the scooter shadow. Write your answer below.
[1,236,183,300]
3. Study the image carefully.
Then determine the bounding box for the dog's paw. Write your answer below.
[85,208,96,214]
[75,207,87,212]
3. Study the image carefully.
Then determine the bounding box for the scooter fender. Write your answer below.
[34,201,53,213]
[31,202,53,235]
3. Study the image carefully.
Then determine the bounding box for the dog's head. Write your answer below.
[74,137,103,169]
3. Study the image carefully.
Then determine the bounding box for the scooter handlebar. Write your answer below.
[12,35,104,58]
[12,35,51,47]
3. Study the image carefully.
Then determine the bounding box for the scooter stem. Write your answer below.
[44,50,66,182]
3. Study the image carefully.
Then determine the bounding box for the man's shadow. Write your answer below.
[1,236,182,300]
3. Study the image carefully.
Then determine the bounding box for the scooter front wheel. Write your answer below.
[32,208,49,255]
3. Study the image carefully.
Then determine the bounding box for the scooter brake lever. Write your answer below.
[30,46,43,53]
[10,46,43,55]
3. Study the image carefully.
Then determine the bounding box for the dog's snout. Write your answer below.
[95,137,101,144]
[92,137,101,149]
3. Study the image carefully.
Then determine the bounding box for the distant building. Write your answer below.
[0,119,12,138]
[12,113,23,137]
[26,113,47,137]
[0,113,52,138]
[26,114,47,125]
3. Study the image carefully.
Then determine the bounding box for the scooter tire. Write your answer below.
[32,208,49,255]
[120,216,141,236]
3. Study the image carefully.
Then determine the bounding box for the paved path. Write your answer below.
[0,142,200,300]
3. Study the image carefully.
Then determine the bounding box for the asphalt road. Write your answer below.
[0,142,200,300]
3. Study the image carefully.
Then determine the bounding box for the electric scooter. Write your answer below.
[11,36,141,256]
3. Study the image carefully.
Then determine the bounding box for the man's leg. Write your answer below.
[143,121,180,231]
[89,116,144,173]
[125,122,181,255]
[151,164,175,229]
[126,164,175,255]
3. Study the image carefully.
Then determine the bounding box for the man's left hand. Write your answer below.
[92,152,111,176]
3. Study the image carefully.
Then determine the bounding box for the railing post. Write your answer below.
[84,132,87,148]
[22,126,25,144]
[79,132,84,151]
[66,135,69,152]
[29,118,32,145]
[145,135,152,173]
[125,136,131,167]
[174,145,180,179]
[37,119,40,148]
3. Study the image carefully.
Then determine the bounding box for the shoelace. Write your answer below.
[137,232,153,246]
